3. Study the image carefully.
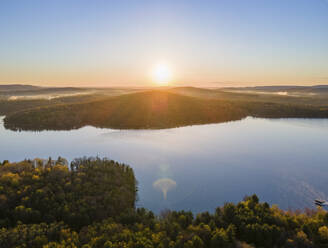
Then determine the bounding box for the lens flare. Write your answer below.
[153,178,177,200]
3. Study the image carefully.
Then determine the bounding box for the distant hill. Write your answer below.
[223,85,325,90]
[168,87,223,99]
[0,84,145,100]
[223,85,328,94]
[0,84,42,92]
[0,84,89,97]
[168,86,328,107]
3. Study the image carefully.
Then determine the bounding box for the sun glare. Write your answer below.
[152,64,172,85]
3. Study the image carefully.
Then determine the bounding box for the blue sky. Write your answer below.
[0,0,327,87]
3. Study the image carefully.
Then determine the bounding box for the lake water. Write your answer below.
[1,116,328,213]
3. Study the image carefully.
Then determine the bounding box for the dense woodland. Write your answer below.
[3,90,328,131]
[1,158,328,248]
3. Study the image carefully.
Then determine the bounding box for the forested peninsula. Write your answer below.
[0,157,328,248]
[3,90,328,131]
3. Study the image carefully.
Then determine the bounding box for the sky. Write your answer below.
[0,0,327,87]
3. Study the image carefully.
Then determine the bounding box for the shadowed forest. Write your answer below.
[2,86,328,131]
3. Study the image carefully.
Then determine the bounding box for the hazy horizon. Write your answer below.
[1,0,328,87]
[2,82,328,89]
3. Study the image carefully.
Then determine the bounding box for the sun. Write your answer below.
[152,64,172,85]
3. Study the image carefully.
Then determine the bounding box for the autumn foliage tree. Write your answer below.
[1,158,328,247]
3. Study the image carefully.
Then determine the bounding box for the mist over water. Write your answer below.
[1,116,328,213]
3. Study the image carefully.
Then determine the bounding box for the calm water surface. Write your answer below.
[1,116,328,212]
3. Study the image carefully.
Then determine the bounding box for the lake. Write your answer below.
[1,116,328,213]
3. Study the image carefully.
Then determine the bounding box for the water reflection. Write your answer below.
[1,116,328,212]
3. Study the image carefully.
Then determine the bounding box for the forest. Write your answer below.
[3,89,328,131]
[1,158,328,248]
